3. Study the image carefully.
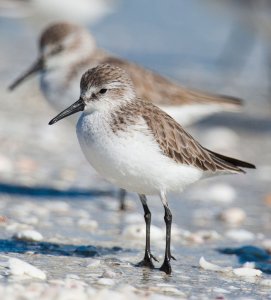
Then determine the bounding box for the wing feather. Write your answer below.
[140,100,244,173]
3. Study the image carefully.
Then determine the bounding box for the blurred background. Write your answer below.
[0,0,271,298]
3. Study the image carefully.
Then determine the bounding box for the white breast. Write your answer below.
[40,69,79,109]
[76,112,203,195]
[40,69,81,124]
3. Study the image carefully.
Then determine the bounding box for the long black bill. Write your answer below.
[48,98,85,125]
[8,58,44,91]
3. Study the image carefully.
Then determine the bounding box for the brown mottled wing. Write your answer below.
[101,56,242,108]
[139,100,244,173]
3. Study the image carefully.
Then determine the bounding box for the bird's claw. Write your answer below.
[151,253,159,262]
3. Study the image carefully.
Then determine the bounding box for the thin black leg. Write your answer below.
[119,189,126,211]
[136,194,158,268]
[159,192,175,275]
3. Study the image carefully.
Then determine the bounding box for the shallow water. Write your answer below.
[0,1,271,299]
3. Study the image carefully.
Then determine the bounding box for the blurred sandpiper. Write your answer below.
[48,64,255,274]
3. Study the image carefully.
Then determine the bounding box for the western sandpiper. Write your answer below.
[9,22,244,210]
[9,22,243,125]
[49,64,255,274]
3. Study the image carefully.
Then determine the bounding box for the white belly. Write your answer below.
[76,112,203,195]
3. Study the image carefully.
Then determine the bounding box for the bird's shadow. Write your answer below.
[217,245,271,274]
[0,239,129,258]
[0,182,113,199]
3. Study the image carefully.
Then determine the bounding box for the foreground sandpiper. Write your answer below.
[49,64,255,274]
[9,22,244,210]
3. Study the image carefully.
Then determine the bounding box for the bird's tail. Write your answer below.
[206,148,256,173]
[186,89,243,111]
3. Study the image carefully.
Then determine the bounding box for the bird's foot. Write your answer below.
[171,255,176,261]
[118,189,126,211]
[159,259,172,275]
[159,254,175,274]
[136,253,158,269]
[119,201,126,211]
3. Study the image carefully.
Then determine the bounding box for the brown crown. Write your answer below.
[80,64,133,91]
[39,22,82,49]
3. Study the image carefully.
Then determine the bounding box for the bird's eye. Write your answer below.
[99,88,107,94]
[51,45,63,55]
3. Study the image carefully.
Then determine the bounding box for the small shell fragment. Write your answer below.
[77,219,98,231]
[97,278,115,286]
[218,207,246,225]
[199,257,231,272]
[12,229,43,242]
[102,269,117,279]
[86,259,101,268]
[207,183,236,203]
[226,229,255,242]
[233,267,262,277]
[8,257,47,280]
